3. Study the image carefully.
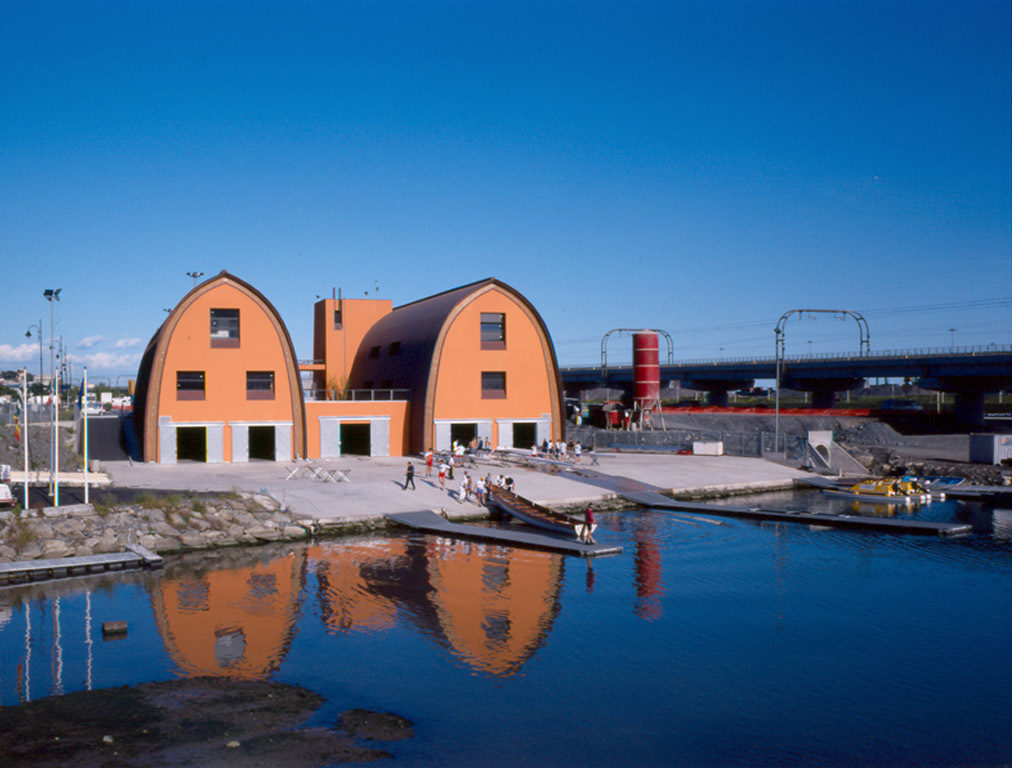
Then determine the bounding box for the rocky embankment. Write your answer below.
[0,491,318,564]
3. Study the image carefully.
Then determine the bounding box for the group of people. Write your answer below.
[402,453,597,545]
[533,439,583,464]
[404,455,514,508]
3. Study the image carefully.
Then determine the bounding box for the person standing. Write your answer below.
[403,461,416,490]
[425,450,433,477]
[583,504,596,544]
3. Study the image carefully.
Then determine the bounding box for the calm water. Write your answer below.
[0,491,1010,767]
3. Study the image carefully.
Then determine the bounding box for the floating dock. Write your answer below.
[386,510,622,557]
[942,485,1012,503]
[619,490,973,537]
[0,544,164,586]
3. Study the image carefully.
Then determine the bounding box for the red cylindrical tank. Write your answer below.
[632,332,660,403]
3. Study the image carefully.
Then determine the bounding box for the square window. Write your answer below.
[177,371,205,400]
[388,341,401,356]
[246,371,274,400]
[481,371,506,399]
[211,309,240,348]
[369,346,380,359]
[481,313,506,350]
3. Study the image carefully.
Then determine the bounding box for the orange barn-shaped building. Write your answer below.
[134,272,306,463]
[135,273,562,461]
[346,278,564,454]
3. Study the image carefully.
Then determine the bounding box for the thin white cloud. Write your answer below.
[78,351,141,371]
[114,337,142,349]
[0,343,37,364]
[78,335,107,349]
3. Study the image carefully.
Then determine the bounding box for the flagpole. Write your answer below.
[53,364,60,507]
[21,370,29,510]
[83,367,89,505]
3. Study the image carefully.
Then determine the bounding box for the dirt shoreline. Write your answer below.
[0,676,411,767]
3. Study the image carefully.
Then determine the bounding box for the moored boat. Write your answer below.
[488,484,589,539]
[822,476,935,504]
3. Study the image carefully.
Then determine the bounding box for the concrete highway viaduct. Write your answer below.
[560,346,1011,424]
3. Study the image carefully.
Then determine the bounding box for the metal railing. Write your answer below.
[565,343,1011,370]
[564,425,809,463]
[303,388,411,402]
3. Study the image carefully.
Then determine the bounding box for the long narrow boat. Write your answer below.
[488,484,589,539]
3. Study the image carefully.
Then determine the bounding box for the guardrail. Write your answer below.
[303,388,411,402]
[564,344,1011,370]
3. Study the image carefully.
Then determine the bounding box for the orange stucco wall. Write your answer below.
[156,282,300,462]
[314,298,393,394]
[304,399,410,458]
[432,289,560,446]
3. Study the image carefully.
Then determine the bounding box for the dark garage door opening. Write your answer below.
[249,426,276,461]
[450,423,478,449]
[512,422,537,449]
[177,426,206,462]
[340,423,371,456]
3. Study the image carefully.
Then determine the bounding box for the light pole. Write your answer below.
[949,327,957,348]
[186,271,204,287]
[17,369,29,509]
[25,321,43,388]
[44,288,61,505]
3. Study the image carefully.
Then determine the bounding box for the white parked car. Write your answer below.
[0,483,14,509]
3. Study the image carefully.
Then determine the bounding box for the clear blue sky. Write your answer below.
[0,0,1011,382]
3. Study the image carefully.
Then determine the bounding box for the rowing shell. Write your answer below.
[488,484,590,539]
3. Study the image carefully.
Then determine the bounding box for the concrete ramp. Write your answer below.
[79,415,132,461]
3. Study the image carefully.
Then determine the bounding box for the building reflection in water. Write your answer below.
[309,536,566,677]
[149,535,567,681]
[151,550,307,680]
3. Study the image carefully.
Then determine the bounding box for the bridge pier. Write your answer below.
[687,378,754,408]
[706,387,730,407]
[785,377,863,410]
[919,376,1010,426]
[952,391,985,425]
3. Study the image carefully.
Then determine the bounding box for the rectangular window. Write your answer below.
[481,313,506,350]
[481,371,506,399]
[176,371,205,400]
[333,309,343,329]
[369,346,380,359]
[388,341,401,356]
[210,309,240,348]
[246,371,275,400]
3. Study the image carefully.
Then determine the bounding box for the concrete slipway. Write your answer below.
[100,452,807,526]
